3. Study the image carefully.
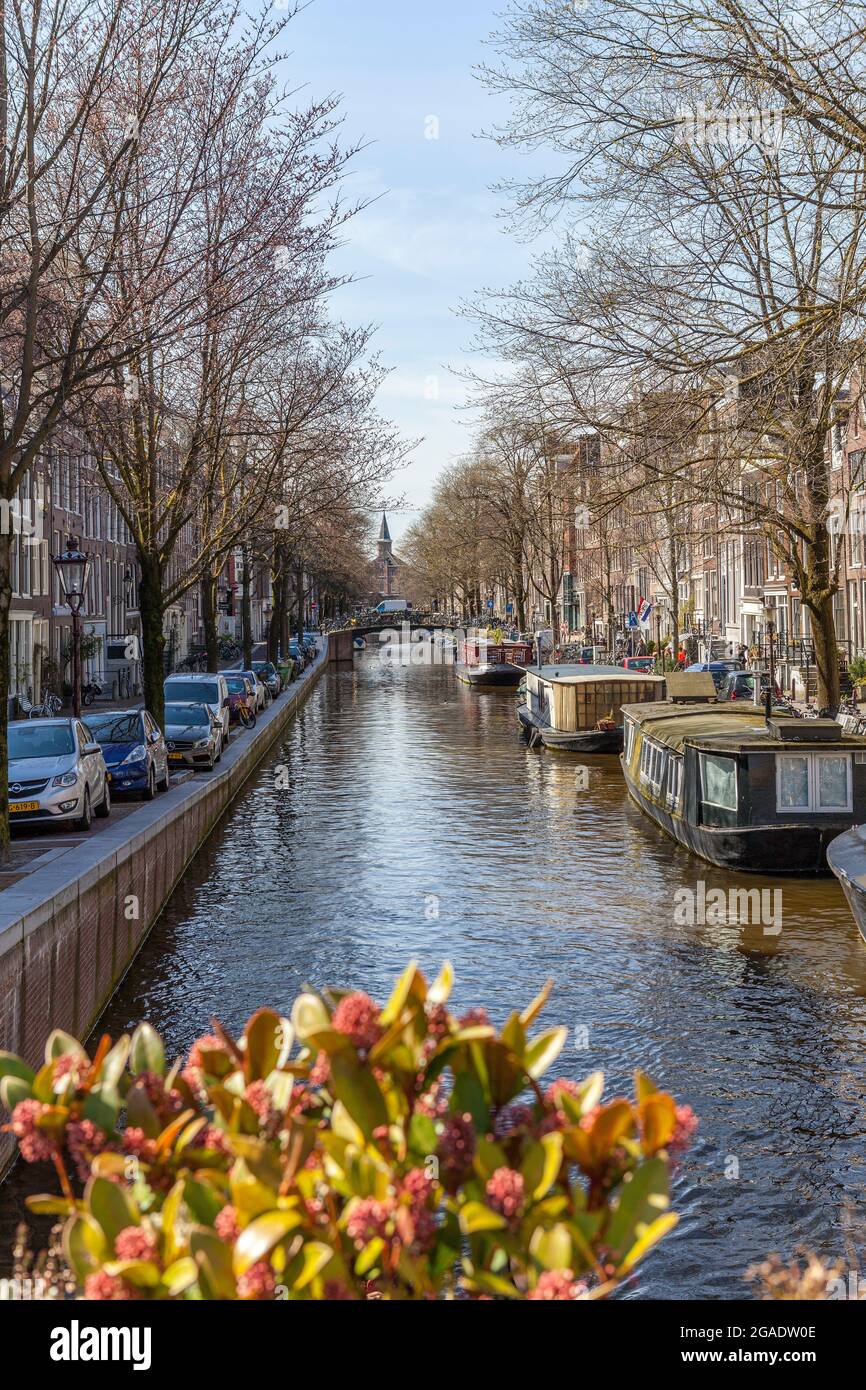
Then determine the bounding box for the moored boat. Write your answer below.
[827,826,866,943]
[621,698,866,874]
[518,664,666,752]
[455,635,533,687]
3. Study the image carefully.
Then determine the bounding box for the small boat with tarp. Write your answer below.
[456,633,534,687]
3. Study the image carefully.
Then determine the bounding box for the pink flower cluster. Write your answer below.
[52,1051,86,1090]
[437,1110,475,1184]
[114,1225,158,1263]
[236,1260,276,1300]
[84,1271,139,1301]
[526,1268,588,1300]
[671,1103,699,1153]
[244,1080,282,1138]
[331,991,383,1053]
[345,1195,394,1247]
[10,1100,55,1163]
[66,1119,110,1182]
[486,1167,525,1223]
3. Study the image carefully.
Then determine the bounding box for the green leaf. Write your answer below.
[529,1222,572,1271]
[451,1071,490,1132]
[501,1011,526,1056]
[64,1214,109,1282]
[83,1083,122,1132]
[407,1111,438,1161]
[45,1030,87,1063]
[87,1175,140,1245]
[162,1256,198,1296]
[474,1136,508,1180]
[458,1201,507,1234]
[605,1157,671,1259]
[243,1009,281,1083]
[126,1083,161,1138]
[291,1241,334,1290]
[534,1132,563,1200]
[524,1026,568,1080]
[355,1237,385,1276]
[427,961,454,1004]
[129,1023,165,1076]
[618,1212,678,1274]
[233,1211,303,1276]
[101,1036,131,1090]
[0,1052,35,1084]
[329,1051,388,1139]
[634,1068,659,1103]
[104,1259,161,1288]
[25,1195,74,1217]
[291,992,331,1041]
[462,1268,522,1298]
[379,960,422,1026]
[0,1075,32,1111]
[190,1228,237,1298]
[182,1178,223,1227]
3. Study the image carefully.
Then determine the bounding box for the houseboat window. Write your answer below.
[624,718,634,760]
[639,737,666,793]
[700,753,737,811]
[667,754,684,810]
[775,753,852,813]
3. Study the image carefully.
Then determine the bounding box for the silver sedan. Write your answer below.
[7,717,111,831]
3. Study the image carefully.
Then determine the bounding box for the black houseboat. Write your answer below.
[621,700,866,874]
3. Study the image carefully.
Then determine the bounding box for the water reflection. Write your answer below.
[3,648,866,1295]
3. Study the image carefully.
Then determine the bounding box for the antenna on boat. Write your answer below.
[764,688,772,727]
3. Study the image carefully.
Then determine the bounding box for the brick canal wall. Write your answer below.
[0,644,328,1179]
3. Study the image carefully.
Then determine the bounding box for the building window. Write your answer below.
[700,752,738,811]
[776,752,852,812]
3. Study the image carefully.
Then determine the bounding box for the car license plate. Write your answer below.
[106,773,112,781]
[10,801,39,813]
[169,752,185,762]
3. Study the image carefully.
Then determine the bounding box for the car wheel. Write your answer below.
[96,779,111,818]
[142,766,156,801]
[75,788,92,832]
[158,761,170,792]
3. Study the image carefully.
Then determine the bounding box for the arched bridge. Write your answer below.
[326,620,454,662]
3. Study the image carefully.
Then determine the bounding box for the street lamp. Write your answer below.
[52,536,91,718]
[763,601,776,696]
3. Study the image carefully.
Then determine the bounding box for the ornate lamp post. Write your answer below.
[763,601,776,695]
[52,537,91,718]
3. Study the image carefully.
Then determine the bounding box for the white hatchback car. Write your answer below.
[163,673,231,744]
[7,717,111,830]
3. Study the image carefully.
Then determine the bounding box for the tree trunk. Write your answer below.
[0,527,11,859]
[139,558,167,729]
[242,548,253,667]
[295,564,305,639]
[808,591,840,712]
[201,573,219,671]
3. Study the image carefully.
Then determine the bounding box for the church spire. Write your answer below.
[378,512,391,544]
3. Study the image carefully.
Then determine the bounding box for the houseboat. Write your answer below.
[455,635,534,687]
[621,699,866,874]
[827,826,866,944]
[518,664,666,752]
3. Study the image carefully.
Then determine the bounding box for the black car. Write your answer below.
[251,660,282,697]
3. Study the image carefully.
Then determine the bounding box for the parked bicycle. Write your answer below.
[82,677,104,706]
[19,691,62,718]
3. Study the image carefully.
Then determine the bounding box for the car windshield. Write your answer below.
[84,712,142,743]
[225,677,246,693]
[9,723,75,759]
[164,680,218,704]
[165,704,209,727]
[252,662,274,675]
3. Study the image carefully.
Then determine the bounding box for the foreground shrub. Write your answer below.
[0,961,695,1300]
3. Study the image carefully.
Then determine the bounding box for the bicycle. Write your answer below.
[20,691,62,718]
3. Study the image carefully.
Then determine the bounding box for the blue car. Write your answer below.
[83,707,170,799]
[685,660,744,692]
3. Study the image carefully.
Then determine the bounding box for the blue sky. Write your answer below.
[278,0,545,545]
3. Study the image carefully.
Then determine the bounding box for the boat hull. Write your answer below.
[622,763,843,874]
[457,663,524,687]
[516,704,622,752]
[827,826,866,942]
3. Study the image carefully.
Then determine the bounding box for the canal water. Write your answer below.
[5,643,866,1296]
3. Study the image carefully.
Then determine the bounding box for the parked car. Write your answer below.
[163,702,224,771]
[84,707,169,799]
[251,660,281,697]
[237,668,270,710]
[287,639,306,672]
[7,717,110,830]
[718,669,781,702]
[222,673,257,726]
[163,673,231,744]
[685,660,745,692]
[620,656,656,672]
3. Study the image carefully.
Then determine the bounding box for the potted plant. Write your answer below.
[848,655,866,700]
